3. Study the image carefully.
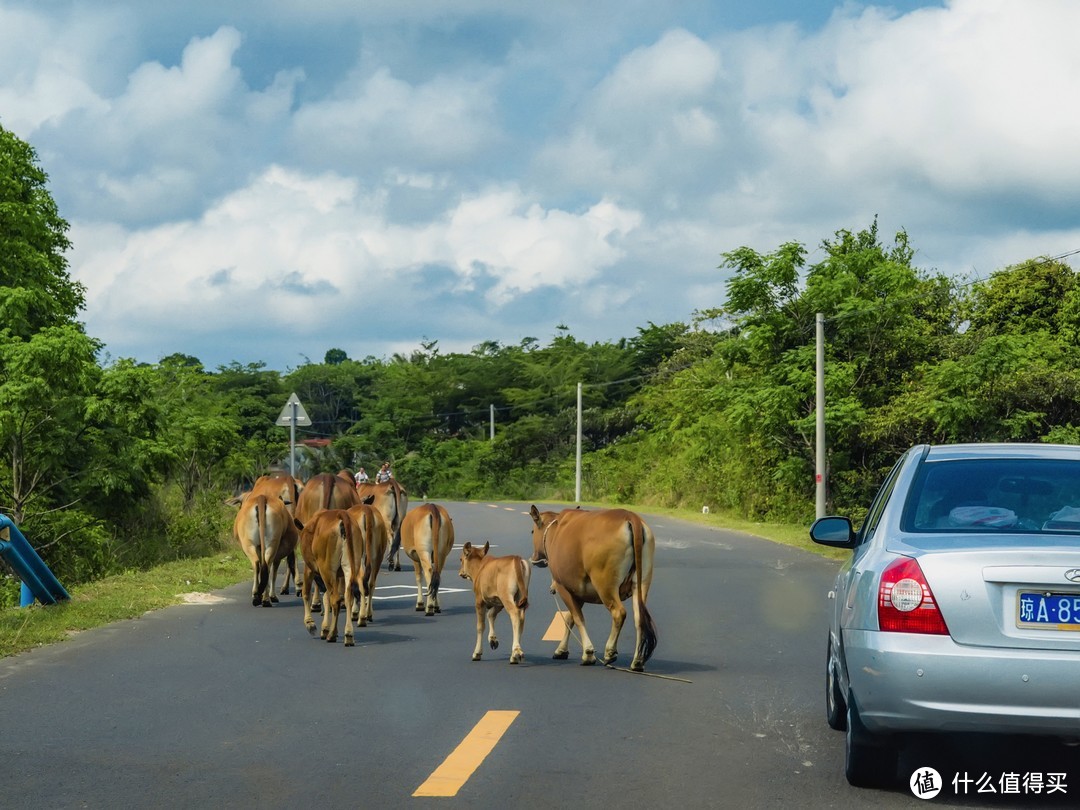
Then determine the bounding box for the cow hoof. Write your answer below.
[425,609,435,617]
[489,639,499,650]
[345,636,354,647]
[261,600,272,608]
[472,653,482,661]
[251,596,261,606]
[630,660,644,672]
[393,564,401,572]
[311,603,322,614]
[552,650,569,660]
[434,607,441,614]
[415,604,425,612]
[580,659,596,666]
[270,594,279,604]
[280,586,291,595]
[306,624,317,637]
[602,652,617,665]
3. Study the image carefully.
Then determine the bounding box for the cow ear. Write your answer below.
[463,541,472,553]
[529,504,540,524]
[483,541,490,554]
[362,495,374,505]
[294,518,304,531]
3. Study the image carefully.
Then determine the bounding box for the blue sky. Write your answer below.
[2,0,1077,370]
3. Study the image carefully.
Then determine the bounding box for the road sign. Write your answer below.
[276,393,311,426]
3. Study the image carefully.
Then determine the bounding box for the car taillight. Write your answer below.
[878,557,949,635]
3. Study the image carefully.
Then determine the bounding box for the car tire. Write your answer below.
[845,691,898,788]
[825,636,847,731]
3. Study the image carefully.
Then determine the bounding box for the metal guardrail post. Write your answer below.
[0,515,70,607]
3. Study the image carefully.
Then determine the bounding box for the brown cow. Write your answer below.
[529,505,657,671]
[356,479,408,571]
[399,502,455,615]
[233,494,299,607]
[345,503,391,626]
[244,472,303,595]
[299,509,364,645]
[458,541,531,664]
[295,472,361,612]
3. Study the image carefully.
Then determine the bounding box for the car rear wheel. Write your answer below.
[825,636,847,731]
[845,692,898,788]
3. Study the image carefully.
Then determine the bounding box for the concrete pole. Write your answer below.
[816,313,826,519]
[490,404,495,441]
[575,382,583,503]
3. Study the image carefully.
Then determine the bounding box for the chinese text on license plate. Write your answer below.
[1017,592,1080,629]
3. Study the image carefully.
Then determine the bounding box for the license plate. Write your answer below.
[1017,591,1080,630]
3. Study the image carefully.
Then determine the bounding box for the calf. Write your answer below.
[299,509,364,646]
[458,541,532,664]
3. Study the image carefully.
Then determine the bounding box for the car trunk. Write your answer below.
[889,533,1080,651]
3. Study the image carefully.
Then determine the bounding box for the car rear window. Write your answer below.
[903,458,1080,533]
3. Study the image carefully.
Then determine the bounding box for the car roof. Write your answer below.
[920,443,1080,462]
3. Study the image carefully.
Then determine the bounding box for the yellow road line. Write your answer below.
[413,710,520,797]
[544,610,570,641]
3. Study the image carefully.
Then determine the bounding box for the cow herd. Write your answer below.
[229,470,658,670]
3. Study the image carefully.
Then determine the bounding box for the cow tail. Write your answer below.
[255,496,270,598]
[428,510,441,597]
[631,518,658,665]
[515,558,530,610]
[341,517,357,585]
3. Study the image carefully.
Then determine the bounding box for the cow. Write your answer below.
[356,479,408,571]
[458,541,531,664]
[398,502,454,616]
[345,503,391,626]
[242,472,303,595]
[528,504,658,672]
[299,509,364,646]
[295,472,361,612]
[233,494,299,607]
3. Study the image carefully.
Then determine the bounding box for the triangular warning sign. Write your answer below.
[276,393,312,426]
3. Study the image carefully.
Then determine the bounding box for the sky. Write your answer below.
[2,0,1079,371]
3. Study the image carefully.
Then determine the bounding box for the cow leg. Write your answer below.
[302,570,317,636]
[279,551,296,596]
[343,581,357,647]
[508,606,525,665]
[556,585,596,665]
[552,608,575,660]
[267,558,281,604]
[601,597,627,665]
[321,590,337,642]
[472,601,485,661]
[486,604,502,651]
[411,558,425,611]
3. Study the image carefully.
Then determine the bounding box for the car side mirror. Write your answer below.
[810,516,857,549]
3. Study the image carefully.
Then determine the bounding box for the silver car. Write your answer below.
[811,443,1080,787]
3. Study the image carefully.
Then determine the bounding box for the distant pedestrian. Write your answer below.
[355,467,369,486]
[375,462,393,483]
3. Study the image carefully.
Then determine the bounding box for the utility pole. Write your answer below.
[575,382,583,503]
[490,404,495,441]
[816,313,826,519]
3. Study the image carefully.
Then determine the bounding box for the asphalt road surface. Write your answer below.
[1,501,1075,808]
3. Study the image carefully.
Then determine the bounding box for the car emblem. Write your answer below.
[1066,569,1080,583]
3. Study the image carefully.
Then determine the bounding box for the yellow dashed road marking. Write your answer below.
[413,710,520,797]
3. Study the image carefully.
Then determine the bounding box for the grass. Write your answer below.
[0,549,251,659]
[0,501,843,660]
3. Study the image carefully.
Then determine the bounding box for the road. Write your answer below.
[1,502,1074,808]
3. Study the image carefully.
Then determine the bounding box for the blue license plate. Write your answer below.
[1017,592,1080,629]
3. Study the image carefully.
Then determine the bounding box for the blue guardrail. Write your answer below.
[0,515,70,607]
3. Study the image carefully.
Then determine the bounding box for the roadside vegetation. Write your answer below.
[3,127,1079,627]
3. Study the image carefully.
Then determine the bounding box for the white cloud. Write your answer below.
[289,66,499,169]
[70,167,642,362]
